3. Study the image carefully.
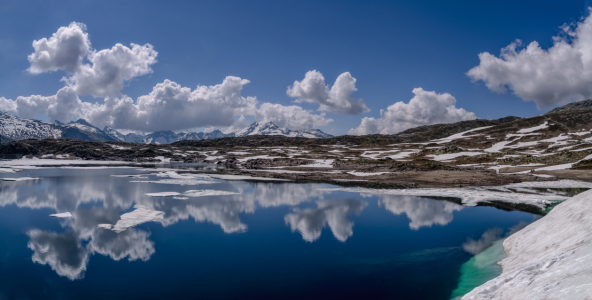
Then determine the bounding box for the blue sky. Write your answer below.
[0,0,591,135]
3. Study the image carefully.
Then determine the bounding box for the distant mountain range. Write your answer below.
[0,112,332,143]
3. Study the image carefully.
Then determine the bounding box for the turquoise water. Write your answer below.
[0,165,535,299]
[450,239,506,299]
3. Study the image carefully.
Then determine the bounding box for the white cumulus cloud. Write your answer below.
[4,22,332,132]
[28,22,91,74]
[255,102,333,130]
[287,70,370,115]
[68,43,157,98]
[0,86,82,123]
[348,88,476,135]
[81,77,258,132]
[468,10,592,109]
[28,22,157,98]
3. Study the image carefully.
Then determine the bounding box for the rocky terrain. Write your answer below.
[2,100,592,213]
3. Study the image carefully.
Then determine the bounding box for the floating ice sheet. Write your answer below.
[111,174,149,178]
[318,183,579,208]
[102,205,165,233]
[208,174,289,181]
[1,177,40,181]
[131,179,215,185]
[183,190,240,197]
[50,212,72,218]
[145,192,181,197]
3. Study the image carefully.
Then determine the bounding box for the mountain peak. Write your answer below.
[231,121,331,138]
[70,119,93,127]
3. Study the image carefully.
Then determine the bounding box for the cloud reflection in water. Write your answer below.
[2,170,470,281]
[284,199,367,242]
[379,195,463,230]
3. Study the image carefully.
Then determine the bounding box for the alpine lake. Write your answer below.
[0,163,538,300]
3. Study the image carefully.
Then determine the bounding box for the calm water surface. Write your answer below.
[0,165,535,300]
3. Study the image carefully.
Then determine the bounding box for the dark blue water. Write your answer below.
[0,166,535,300]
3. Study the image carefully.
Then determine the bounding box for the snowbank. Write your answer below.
[462,189,592,299]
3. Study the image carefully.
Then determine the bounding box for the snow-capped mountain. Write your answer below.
[129,121,332,143]
[65,119,119,142]
[142,131,184,144]
[103,126,126,142]
[0,112,112,142]
[0,112,63,140]
[176,130,229,141]
[123,133,146,143]
[231,122,333,138]
[0,112,332,144]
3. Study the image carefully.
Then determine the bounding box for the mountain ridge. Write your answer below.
[0,112,332,144]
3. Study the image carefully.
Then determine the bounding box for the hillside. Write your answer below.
[2,99,592,212]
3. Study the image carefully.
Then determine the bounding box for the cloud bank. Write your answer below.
[81,77,258,131]
[468,10,592,109]
[348,88,476,135]
[1,23,335,131]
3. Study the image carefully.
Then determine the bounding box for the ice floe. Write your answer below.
[100,205,164,233]
[0,159,133,167]
[50,212,72,218]
[208,174,289,181]
[111,174,149,178]
[183,190,240,197]
[317,183,582,209]
[502,179,592,189]
[145,192,181,197]
[131,179,215,185]
[1,177,40,181]
[130,171,215,185]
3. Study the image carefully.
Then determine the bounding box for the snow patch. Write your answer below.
[516,121,548,133]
